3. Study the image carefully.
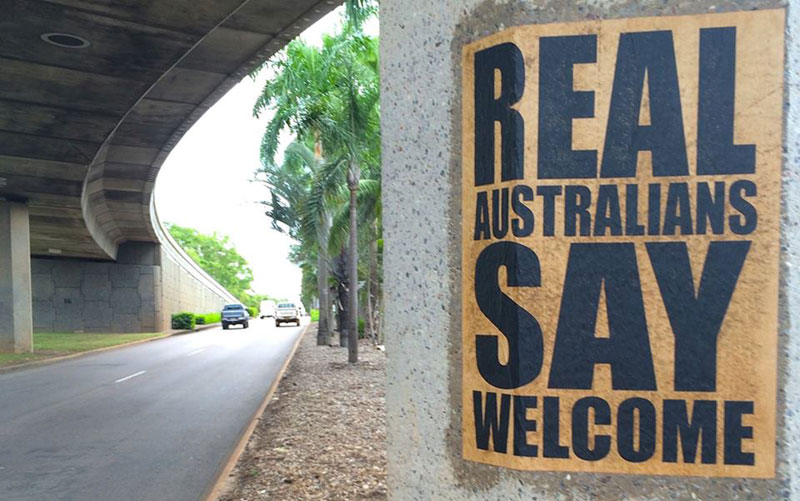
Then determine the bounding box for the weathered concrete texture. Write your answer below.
[31,242,229,334]
[158,247,229,331]
[32,258,158,334]
[381,0,795,499]
[0,201,32,352]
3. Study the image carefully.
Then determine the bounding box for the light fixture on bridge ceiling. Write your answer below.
[40,33,91,49]
[48,248,62,255]
[0,177,6,188]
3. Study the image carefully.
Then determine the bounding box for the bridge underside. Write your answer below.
[0,0,341,350]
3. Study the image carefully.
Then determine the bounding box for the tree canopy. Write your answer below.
[253,2,382,359]
[167,223,255,305]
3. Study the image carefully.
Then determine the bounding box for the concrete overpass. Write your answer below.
[0,0,341,351]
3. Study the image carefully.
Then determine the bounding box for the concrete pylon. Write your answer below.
[0,200,32,353]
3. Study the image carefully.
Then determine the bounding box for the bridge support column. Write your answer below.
[0,200,32,353]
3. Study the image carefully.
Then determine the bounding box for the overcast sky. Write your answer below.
[155,8,377,301]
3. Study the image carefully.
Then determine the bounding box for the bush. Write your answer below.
[310,309,320,322]
[204,312,221,324]
[172,312,195,330]
[358,317,366,338]
[247,307,258,318]
[193,312,221,325]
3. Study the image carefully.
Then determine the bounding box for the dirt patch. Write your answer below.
[220,326,387,500]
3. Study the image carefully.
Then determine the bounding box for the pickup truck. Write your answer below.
[221,303,249,330]
[275,302,300,327]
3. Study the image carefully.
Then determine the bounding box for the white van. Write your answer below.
[259,300,276,319]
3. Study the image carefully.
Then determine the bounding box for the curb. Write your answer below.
[0,323,223,374]
[203,322,311,501]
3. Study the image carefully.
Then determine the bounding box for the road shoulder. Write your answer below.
[219,325,387,500]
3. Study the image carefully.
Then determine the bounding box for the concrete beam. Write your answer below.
[0,201,32,352]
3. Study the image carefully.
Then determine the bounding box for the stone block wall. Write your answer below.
[31,242,232,333]
[32,258,158,333]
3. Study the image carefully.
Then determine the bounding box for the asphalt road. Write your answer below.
[0,318,306,501]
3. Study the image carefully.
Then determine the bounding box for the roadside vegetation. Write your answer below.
[0,332,165,369]
[167,223,279,310]
[254,0,381,363]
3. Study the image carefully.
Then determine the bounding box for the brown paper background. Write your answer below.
[461,9,784,478]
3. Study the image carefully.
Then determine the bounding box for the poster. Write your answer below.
[461,9,784,478]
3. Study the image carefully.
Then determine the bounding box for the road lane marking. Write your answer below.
[186,349,205,357]
[115,370,146,384]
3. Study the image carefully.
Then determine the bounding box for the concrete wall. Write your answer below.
[381,0,795,499]
[159,249,230,328]
[31,241,233,333]
[32,258,159,333]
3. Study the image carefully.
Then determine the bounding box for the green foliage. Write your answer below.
[253,3,382,358]
[247,307,258,318]
[171,312,196,330]
[358,317,365,337]
[167,224,255,303]
[194,312,221,326]
[310,309,320,322]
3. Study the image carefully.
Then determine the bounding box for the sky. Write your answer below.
[156,8,376,301]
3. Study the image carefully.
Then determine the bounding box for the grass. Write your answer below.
[34,332,165,352]
[0,332,166,369]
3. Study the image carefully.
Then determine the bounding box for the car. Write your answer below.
[259,300,276,319]
[221,303,249,330]
[275,302,300,327]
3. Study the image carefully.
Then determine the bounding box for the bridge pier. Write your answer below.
[0,200,32,353]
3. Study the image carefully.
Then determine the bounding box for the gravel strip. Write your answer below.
[220,325,387,500]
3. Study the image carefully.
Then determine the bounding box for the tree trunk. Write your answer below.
[338,282,348,347]
[316,251,330,345]
[316,214,332,345]
[347,163,360,363]
[366,227,378,345]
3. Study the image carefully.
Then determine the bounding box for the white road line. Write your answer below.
[186,349,205,357]
[114,370,146,384]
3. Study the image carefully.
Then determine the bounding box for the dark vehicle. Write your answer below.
[221,303,249,330]
[275,302,300,327]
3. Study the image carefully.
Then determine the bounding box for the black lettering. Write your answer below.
[512,185,534,237]
[647,183,661,235]
[474,191,491,240]
[663,182,693,235]
[646,241,750,391]
[729,180,757,235]
[475,242,544,389]
[538,35,597,179]
[492,188,510,239]
[548,243,656,390]
[601,31,689,178]
[697,28,756,175]
[537,186,562,237]
[543,397,570,458]
[625,184,645,236]
[617,398,657,463]
[565,185,592,237]
[474,43,526,186]
[513,396,538,457]
[663,399,717,464]
[724,401,755,465]
[572,397,611,461]
[696,182,726,235]
[594,184,623,236]
[473,391,511,453]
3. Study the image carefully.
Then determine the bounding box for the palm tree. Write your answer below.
[321,28,380,363]
[253,0,379,362]
[253,39,335,345]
